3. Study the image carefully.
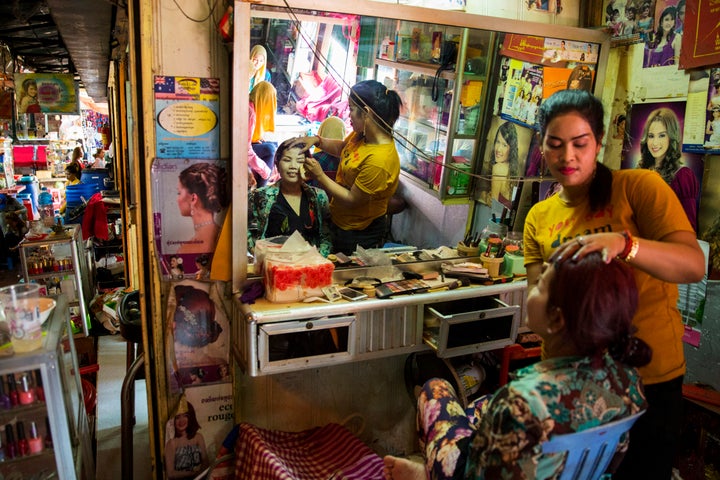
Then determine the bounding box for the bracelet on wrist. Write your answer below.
[625,238,639,262]
[618,230,639,262]
[618,231,633,259]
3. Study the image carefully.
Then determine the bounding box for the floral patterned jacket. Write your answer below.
[247,181,332,257]
[464,353,647,479]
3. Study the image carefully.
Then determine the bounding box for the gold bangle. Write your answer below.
[624,238,639,262]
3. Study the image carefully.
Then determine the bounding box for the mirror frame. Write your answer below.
[231,0,610,291]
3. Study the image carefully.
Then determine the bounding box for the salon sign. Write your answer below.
[14,73,79,114]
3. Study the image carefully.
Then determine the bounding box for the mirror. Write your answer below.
[242,1,608,272]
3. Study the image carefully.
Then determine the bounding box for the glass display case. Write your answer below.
[18,224,92,336]
[0,295,94,479]
[374,20,493,203]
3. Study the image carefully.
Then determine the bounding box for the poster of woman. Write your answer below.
[165,280,230,391]
[477,116,534,208]
[623,100,704,232]
[152,158,230,278]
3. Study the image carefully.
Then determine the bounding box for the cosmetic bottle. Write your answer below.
[5,423,16,459]
[18,375,35,405]
[0,378,10,410]
[44,417,53,449]
[6,375,18,407]
[28,421,43,454]
[34,370,45,403]
[16,422,28,457]
[0,430,5,462]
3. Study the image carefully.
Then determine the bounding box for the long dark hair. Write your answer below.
[349,80,403,134]
[492,121,520,179]
[638,107,683,184]
[549,252,652,367]
[537,89,612,212]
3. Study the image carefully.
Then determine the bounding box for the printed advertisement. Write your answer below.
[154,76,221,159]
[14,73,79,114]
[151,158,230,279]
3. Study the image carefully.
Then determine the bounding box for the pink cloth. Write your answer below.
[296,75,348,123]
[232,423,384,480]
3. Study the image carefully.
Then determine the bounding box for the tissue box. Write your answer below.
[264,256,335,303]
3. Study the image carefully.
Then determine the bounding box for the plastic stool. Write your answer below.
[498,343,542,386]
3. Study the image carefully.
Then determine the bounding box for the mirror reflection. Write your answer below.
[246,5,602,268]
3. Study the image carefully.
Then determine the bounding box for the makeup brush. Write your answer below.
[426,277,471,292]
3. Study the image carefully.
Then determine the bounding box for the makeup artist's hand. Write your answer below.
[549,232,627,264]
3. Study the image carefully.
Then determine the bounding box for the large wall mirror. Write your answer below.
[237,0,609,278]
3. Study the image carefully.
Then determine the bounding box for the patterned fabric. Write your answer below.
[232,422,384,480]
[248,181,332,257]
[524,169,693,385]
[416,353,647,480]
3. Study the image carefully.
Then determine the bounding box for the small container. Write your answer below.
[457,242,480,257]
[28,421,43,454]
[480,254,504,277]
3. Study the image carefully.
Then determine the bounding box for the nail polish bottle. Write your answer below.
[16,422,28,457]
[6,375,18,407]
[44,417,53,449]
[5,423,16,459]
[18,375,35,405]
[28,421,43,454]
[34,370,45,403]
[0,378,10,410]
[0,429,5,462]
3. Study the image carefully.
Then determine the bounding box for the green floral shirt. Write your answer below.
[464,353,647,479]
[248,181,332,257]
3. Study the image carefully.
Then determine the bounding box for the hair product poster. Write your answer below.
[152,158,230,279]
[477,116,534,208]
[154,76,220,159]
[165,280,231,392]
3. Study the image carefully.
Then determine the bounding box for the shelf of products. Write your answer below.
[374,19,494,203]
[17,224,92,336]
[0,295,94,479]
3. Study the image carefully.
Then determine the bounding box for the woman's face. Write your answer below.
[177,182,193,216]
[526,262,555,334]
[27,84,37,97]
[349,101,367,135]
[661,13,675,33]
[277,147,306,184]
[174,413,189,432]
[251,53,265,72]
[542,112,601,188]
[494,132,510,163]
[646,119,670,161]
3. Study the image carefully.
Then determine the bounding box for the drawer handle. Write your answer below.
[478,312,486,319]
[305,322,314,330]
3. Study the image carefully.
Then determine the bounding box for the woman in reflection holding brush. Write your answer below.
[293,80,403,255]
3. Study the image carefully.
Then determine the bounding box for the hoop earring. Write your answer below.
[190,206,195,217]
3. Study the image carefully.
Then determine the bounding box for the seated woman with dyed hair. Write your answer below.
[384,252,651,480]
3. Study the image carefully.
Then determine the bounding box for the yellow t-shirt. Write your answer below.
[523,169,694,385]
[331,132,400,230]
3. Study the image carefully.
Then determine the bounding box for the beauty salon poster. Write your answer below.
[14,73,79,114]
[151,158,230,279]
[154,76,220,159]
